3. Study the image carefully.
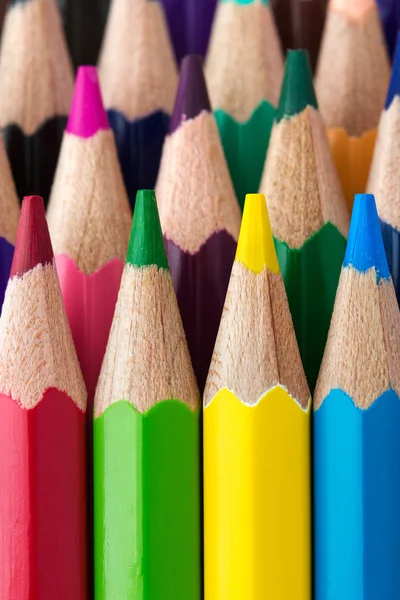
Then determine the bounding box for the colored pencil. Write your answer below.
[315,0,390,210]
[205,0,283,210]
[204,193,311,600]
[58,0,110,68]
[98,0,177,211]
[377,0,400,59]
[271,0,328,71]
[46,65,131,595]
[161,0,217,63]
[314,193,400,599]
[94,189,201,600]
[0,0,74,205]
[0,195,87,600]
[259,50,349,393]
[156,55,241,393]
[0,137,20,311]
[367,34,400,305]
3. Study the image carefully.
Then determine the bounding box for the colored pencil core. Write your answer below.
[67,66,110,138]
[169,55,211,134]
[385,33,400,109]
[344,194,390,280]
[127,190,169,270]
[236,193,279,274]
[10,195,53,278]
[276,50,318,122]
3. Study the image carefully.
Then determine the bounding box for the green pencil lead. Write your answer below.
[127,189,169,270]
[276,50,318,122]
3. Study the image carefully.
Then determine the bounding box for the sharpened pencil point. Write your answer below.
[169,55,211,134]
[344,193,390,280]
[127,190,169,270]
[236,194,280,274]
[67,66,109,138]
[385,33,400,109]
[10,196,54,277]
[276,50,318,122]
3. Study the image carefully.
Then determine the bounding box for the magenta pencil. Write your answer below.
[46,65,132,595]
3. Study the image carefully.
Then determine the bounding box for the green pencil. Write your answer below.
[205,0,283,210]
[93,189,201,599]
[259,50,350,392]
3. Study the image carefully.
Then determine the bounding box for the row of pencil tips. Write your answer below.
[0,186,396,599]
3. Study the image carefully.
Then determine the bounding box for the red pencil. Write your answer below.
[0,195,87,600]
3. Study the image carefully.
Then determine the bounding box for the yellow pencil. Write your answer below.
[204,193,311,600]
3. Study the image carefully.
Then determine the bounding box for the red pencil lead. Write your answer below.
[10,195,54,278]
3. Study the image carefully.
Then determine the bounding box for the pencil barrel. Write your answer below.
[314,389,400,598]
[204,387,311,599]
[94,400,201,600]
[0,390,87,600]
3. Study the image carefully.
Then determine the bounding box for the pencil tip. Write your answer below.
[127,190,169,270]
[276,50,318,122]
[10,196,54,278]
[66,66,109,138]
[344,194,390,280]
[236,194,280,274]
[169,55,211,134]
[385,33,400,109]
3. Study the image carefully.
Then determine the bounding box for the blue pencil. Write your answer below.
[314,193,400,600]
[368,33,400,306]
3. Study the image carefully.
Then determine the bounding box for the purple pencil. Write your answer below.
[161,0,217,62]
[156,55,241,393]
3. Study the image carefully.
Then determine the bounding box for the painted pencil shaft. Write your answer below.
[99,0,177,209]
[204,194,311,599]
[314,194,400,599]
[0,0,74,205]
[94,190,201,599]
[271,0,328,71]
[58,0,110,68]
[161,0,217,62]
[0,196,87,600]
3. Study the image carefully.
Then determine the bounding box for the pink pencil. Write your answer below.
[46,65,132,593]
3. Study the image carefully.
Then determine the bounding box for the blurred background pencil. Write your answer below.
[259,50,349,393]
[0,136,19,312]
[315,0,390,210]
[271,0,328,71]
[94,189,201,600]
[367,34,400,305]
[47,66,131,596]
[204,193,311,600]
[0,0,74,205]
[314,193,400,599]
[0,195,87,600]
[156,55,241,393]
[161,0,217,63]
[98,0,177,211]
[58,0,110,68]
[205,0,283,210]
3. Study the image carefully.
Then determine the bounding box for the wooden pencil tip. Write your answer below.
[127,190,169,270]
[344,194,390,280]
[10,196,54,278]
[66,66,109,138]
[385,33,400,109]
[236,194,280,274]
[169,55,211,134]
[276,50,318,122]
